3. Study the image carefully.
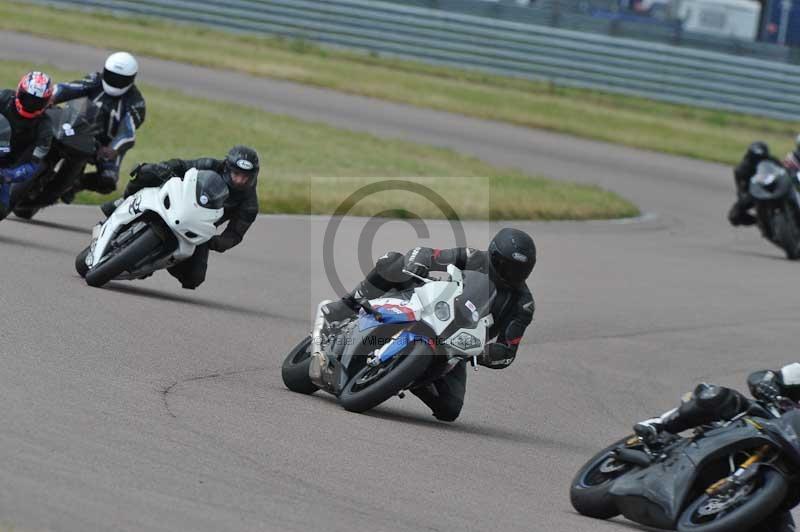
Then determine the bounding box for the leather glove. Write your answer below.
[131,163,170,182]
[403,247,431,279]
[208,235,232,253]
[478,343,516,369]
[753,379,781,402]
[96,146,118,161]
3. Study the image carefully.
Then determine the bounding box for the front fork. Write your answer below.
[705,444,772,496]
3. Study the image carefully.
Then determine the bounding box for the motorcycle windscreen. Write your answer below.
[52,98,102,154]
[453,270,496,327]
[195,170,229,209]
[0,115,11,163]
[750,161,791,200]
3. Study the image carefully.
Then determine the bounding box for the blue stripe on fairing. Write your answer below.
[378,331,429,363]
[357,307,415,331]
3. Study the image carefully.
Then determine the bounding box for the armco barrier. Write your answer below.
[31,0,800,120]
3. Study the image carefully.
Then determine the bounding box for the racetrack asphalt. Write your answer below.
[2,30,799,532]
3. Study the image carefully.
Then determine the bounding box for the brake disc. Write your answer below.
[697,482,754,516]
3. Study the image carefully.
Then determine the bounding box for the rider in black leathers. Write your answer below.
[0,71,54,220]
[321,228,537,422]
[103,146,260,289]
[634,363,800,532]
[728,141,782,227]
[52,52,146,197]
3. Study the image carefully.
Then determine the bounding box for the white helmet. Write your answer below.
[102,52,138,97]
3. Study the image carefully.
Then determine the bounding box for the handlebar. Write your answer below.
[356,298,384,322]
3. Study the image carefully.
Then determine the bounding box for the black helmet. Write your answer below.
[745,141,769,162]
[488,228,536,286]
[223,145,259,190]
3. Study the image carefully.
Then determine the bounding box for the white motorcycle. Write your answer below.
[281,264,496,413]
[75,168,228,288]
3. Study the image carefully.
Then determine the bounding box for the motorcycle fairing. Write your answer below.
[47,98,101,156]
[374,330,431,364]
[760,410,800,468]
[749,162,794,202]
[610,421,770,529]
[326,321,410,395]
[358,298,418,331]
[87,169,223,274]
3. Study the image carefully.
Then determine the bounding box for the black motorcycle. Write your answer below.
[570,399,800,532]
[10,97,103,219]
[748,161,800,260]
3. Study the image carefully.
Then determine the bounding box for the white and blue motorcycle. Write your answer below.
[282,265,496,413]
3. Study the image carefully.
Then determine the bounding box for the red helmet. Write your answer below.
[15,71,53,119]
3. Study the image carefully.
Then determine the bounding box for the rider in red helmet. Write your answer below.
[0,71,54,219]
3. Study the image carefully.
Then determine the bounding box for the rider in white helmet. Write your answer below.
[52,52,146,198]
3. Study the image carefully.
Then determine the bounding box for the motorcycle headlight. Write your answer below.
[434,301,451,321]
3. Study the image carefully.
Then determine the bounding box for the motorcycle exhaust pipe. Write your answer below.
[308,300,332,387]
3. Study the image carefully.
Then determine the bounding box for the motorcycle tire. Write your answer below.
[570,436,638,519]
[75,246,90,278]
[778,206,800,260]
[677,467,788,532]
[281,335,318,395]
[339,341,432,414]
[85,226,162,288]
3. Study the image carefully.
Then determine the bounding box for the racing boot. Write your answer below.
[728,197,757,226]
[60,189,76,205]
[633,407,679,444]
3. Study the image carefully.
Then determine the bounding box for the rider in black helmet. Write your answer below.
[728,141,781,227]
[321,227,537,422]
[101,145,260,289]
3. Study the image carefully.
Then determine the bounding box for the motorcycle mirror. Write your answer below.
[402,268,432,283]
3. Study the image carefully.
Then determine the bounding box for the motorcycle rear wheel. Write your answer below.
[339,341,431,414]
[677,467,787,532]
[85,226,162,288]
[281,335,318,395]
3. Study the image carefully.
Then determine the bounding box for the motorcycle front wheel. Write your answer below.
[775,206,800,260]
[570,436,640,519]
[339,341,432,414]
[677,467,787,532]
[85,226,162,288]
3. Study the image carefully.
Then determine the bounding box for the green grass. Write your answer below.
[2,1,797,164]
[0,61,638,220]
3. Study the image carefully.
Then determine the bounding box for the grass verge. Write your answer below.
[1,61,638,220]
[2,1,797,164]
